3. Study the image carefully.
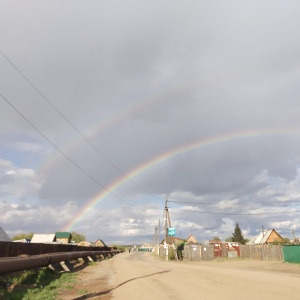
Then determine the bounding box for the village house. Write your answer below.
[93,239,107,247]
[186,233,199,245]
[55,232,72,244]
[160,236,186,246]
[31,234,56,243]
[248,229,285,245]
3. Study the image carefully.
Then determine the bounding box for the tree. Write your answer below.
[71,231,86,243]
[231,223,247,245]
[12,232,34,241]
[212,236,221,241]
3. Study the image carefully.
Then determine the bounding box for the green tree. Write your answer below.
[231,223,247,245]
[71,231,86,243]
[212,236,221,241]
[12,232,34,241]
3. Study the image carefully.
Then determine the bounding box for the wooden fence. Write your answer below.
[239,244,283,261]
[158,244,283,262]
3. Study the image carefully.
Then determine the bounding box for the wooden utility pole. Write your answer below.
[164,196,178,261]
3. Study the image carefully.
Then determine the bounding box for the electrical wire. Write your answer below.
[0,49,163,202]
[169,207,300,216]
[0,92,131,206]
[168,199,296,206]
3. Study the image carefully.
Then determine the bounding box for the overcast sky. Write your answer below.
[1,1,300,245]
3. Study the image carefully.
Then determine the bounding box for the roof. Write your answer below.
[55,232,72,239]
[186,234,199,244]
[94,239,107,247]
[31,234,56,243]
[248,229,283,245]
[0,227,11,242]
[77,241,91,247]
[13,239,30,243]
[161,236,186,245]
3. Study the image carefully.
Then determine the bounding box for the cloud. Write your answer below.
[1,1,300,243]
[0,159,44,200]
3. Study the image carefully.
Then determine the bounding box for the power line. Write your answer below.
[170,207,300,216]
[0,92,131,206]
[168,199,296,206]
[0,49,162,202]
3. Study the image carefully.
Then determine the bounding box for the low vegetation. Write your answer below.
[0,268,77,300]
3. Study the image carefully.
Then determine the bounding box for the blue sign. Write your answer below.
[168,227,176,236]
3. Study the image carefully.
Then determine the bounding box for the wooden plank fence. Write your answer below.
[157,244,283,262]
[239,244,283,261]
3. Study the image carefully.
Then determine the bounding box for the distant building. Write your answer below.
[0,227,11,242]
[77,241,92,247]
[160,236,186,245]
[186,234,199,245]
[55,232,72,244]
[31,234,56,243]
[248,229,285,245]
[93,239,107,247]
[13,239,30,243]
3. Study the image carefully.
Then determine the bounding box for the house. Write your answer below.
[186,234,199,245]
[93,239,107,247]
[160,236,186,246]
[0,227,11,242]
[248,229,285,245]
[13,239,30,243]
[55,232,72,244]
[77,241,92,247]
[31,234,56,243]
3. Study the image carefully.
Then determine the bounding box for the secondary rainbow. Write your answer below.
[62,128,299,231]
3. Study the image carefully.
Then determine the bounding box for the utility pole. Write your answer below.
[163,196,178,261]
[154,219,162,255]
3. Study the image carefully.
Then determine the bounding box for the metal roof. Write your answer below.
[31,234,56,243]
[249,229,279,245]
[55,232,72,239]
[0,227,11,242]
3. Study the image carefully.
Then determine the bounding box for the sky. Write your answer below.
[1,0,300,245]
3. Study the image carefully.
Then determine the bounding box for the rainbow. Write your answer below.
[62,128,299,231]
[40,85,186,173]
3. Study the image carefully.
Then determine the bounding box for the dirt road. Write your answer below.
[60,252,300,300]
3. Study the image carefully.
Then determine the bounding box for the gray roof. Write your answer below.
[0,227,11,242]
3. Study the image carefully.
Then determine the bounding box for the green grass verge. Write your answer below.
[0,268,77,300]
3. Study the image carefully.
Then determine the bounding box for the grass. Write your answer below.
[0,268,77,300]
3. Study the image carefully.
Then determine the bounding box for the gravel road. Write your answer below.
[59,251,300,300]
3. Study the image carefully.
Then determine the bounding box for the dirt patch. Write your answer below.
[57,260,115,300]
[57,254,300,300]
